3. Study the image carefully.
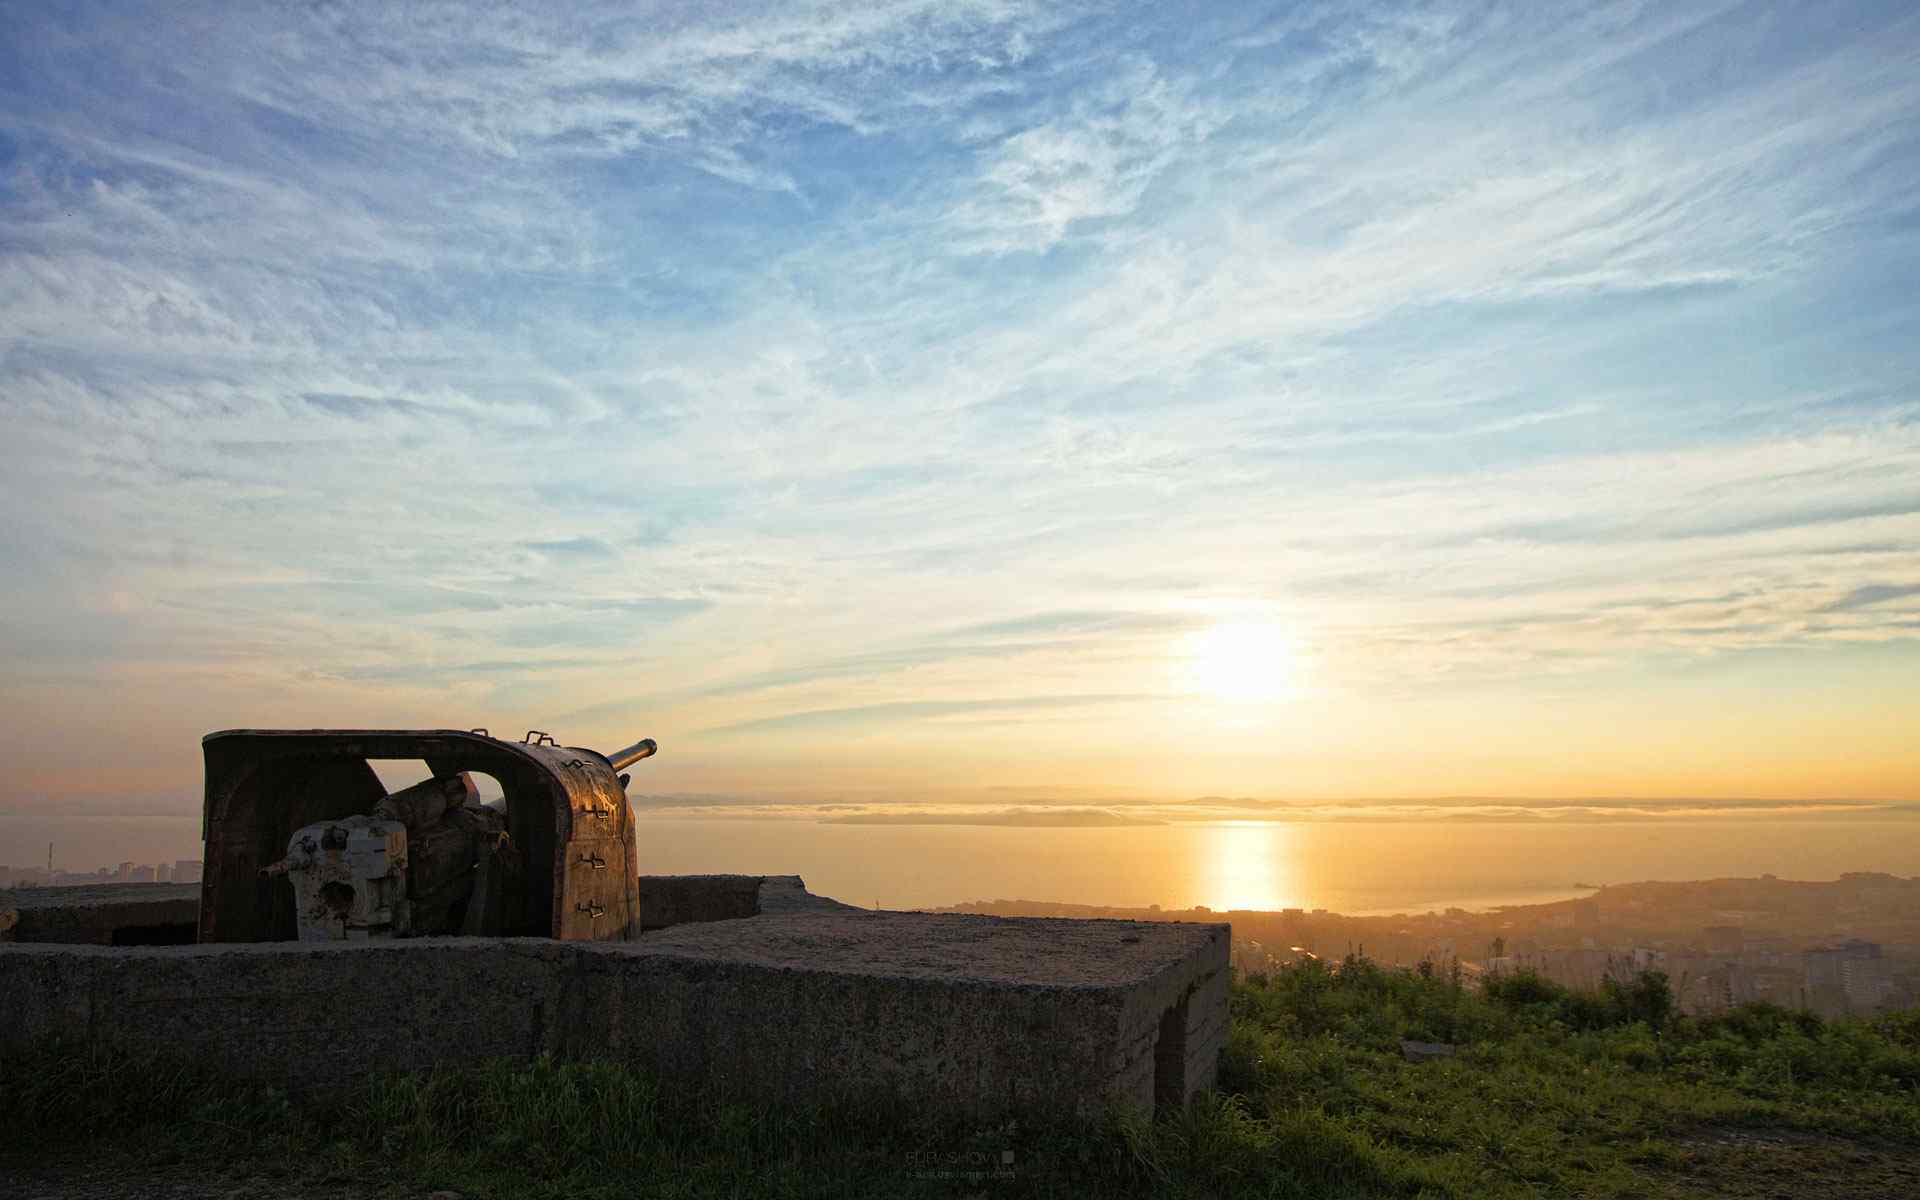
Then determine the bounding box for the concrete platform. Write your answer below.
[603,910,1229,1116]
[2,876,844,942]
[639,872,866,927]
[1,883,199,944]
[0,880,1228,1120]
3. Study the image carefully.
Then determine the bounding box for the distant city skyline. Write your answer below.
[3,3,1918,820]
[1,855,201,888]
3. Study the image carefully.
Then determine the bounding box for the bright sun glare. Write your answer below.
[1188,621,1300,703]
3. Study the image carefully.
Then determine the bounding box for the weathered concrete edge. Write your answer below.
[4,874,855,944]
[636,873,866,931]
[0,925,1229,1121]
[2,884,199,945]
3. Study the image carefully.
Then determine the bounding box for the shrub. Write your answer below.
[1603,970,1674,1032]
[1483,969,1568,1009]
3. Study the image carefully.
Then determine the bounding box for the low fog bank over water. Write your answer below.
[634,817,1920,915]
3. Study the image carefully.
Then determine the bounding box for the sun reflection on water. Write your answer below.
[1202,821,1299,911]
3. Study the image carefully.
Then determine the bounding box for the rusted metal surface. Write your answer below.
[277,817,410,940]
[200,728,650,943]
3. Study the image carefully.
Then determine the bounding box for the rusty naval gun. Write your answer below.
[199,729,656,943]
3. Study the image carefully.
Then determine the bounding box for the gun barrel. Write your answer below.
[605,738,658,771]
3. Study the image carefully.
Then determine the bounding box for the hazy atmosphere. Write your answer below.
[10,7,1920,1198]
[4,1,1919,880]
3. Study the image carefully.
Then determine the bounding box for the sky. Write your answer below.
[3,0,1919,849]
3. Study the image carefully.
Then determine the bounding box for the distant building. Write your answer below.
[156,863,172,883]
[115,861,134,883]
[1680,963,1749,1015]
[1741,933,1790,964]
[130,864,156,883]
[1842,958,1896,1014]
[1805,940,1881,1017]
[174,860,203,885]
[1704,925,1743,956]
[1747,966,1804,1008]
[1806,940,1880,988]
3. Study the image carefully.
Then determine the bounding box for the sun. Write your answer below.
[1187,621,1300,703]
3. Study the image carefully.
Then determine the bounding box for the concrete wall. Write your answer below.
[637,873,763,929]
[0,909,1228,1122]
[4,875,849,944]
[1111,924,1232,1109]
[637,873,868,930]
[578,944,1146,1117]
[2,884,199,945]
[1,939,567,1077]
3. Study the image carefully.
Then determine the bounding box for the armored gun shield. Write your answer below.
[199,729,648,943]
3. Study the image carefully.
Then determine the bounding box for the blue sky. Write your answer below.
[2,1,1918,812]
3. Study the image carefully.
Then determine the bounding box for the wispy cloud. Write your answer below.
[1,1,1917,806]
[700,693,1164,737]
[1822,584,1920,614]
[952,58,1225,252]
[524,537,619,558]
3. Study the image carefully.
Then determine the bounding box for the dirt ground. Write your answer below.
[1661,1126,1920,1200]
[0,1156,423,1200]
[8,1127,1920,1199]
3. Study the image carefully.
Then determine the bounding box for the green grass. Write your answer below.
[1217,958,1920,1197]
[8,957,1920,1197]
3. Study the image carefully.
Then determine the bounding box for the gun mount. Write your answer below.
[199,728,654,943]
